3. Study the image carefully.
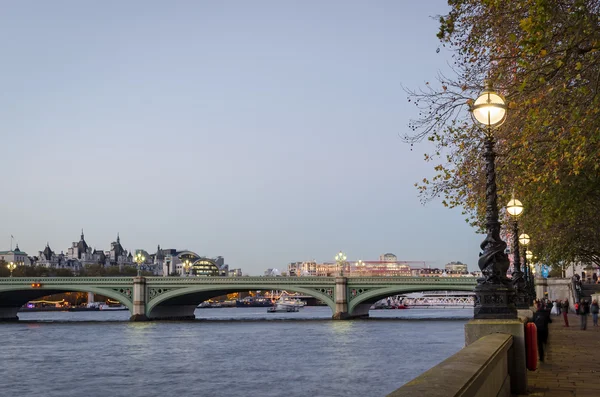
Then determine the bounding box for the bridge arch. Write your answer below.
[348,284,475,316]
[0,283,134,319]
[146,284,336,319]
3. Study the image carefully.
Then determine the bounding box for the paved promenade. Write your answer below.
[519,313,600,397]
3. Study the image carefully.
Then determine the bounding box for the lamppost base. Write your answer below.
[514,291,530,310]
[474,283,517,319]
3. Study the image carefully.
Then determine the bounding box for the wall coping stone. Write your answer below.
[387,333,513,397]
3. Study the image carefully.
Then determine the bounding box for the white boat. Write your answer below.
[266,293,305,313]
[99,303,128,311]
[267,304,300,313]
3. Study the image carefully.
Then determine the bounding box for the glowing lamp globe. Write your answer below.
[526,250,533,261]
[518,234,530,246]
[506,198,524,218]
[471,83,508,128]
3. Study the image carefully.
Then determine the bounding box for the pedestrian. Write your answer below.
[561,299,569,327]
[551,300,559,316]
[533,304,552,362]
[579,300,590,330]
[591,300,599,327]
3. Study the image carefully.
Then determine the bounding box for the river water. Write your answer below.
[0,307,472,397]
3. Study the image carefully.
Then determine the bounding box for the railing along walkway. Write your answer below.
[518,312,600,397]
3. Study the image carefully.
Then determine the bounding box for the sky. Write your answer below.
[0,1,485,274]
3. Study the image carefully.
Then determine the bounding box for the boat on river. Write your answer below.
[236,296,273,307]
[266,294,304,313]
[99,303,128,311]
[267,304,300,313]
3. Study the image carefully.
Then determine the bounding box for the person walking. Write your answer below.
[551,300,559,316]
[591,300,599,326]
[579,300,590,330]
[533,304,552,362]
[561,299,570,327]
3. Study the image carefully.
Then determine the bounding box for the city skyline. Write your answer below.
[3,230,468,274]
[1,1,485,274]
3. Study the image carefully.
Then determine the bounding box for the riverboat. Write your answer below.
[99,303,128,311]
[236,296,273,307]
[267,305,300,313]
[266,294,304,313]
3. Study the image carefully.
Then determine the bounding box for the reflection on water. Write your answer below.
[1,307,472,397]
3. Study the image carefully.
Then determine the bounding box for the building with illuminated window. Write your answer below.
[0,245,31,266]
[445,261,469,274]
[285,253,425,277]
[163,250,228,277]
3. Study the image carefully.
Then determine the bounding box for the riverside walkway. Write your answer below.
[519,312,600,397]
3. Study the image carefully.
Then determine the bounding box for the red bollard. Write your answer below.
[526,322,538,371]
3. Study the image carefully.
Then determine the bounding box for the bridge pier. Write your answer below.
[130,276,149,321]
[331,277,370,320]
[148,305,196,321]
[0,307,19,322]
[332,276,348,320]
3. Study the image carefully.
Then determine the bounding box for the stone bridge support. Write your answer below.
[332,277,348,319]
[130,276,148,321]
[0,307,19,322]
[331,277,369,320]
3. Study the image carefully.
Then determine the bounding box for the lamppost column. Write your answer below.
[521,246,531,304]
[474,134,516,319]
[510,220,528,309]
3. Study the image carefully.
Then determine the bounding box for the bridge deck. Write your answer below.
[518,312,600,396]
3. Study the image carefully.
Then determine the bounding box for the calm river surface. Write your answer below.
[0,307,472,397]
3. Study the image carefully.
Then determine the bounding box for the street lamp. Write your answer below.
[134,252,145,277]
[470,82,516,319]
[335,251,347,277]
[526,250,536,301]
[7,262,16,277]
[506,197,528,309]
[519,233,532,304]
[357,260,363,276]
[184,260,192,277]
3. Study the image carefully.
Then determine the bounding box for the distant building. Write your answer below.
[66,230,97,267]
[445,261,469,274]
[37,243,60,268]
[264,268,281,277]
[106,234,132,267]
[0,245,31,266]
[288,261,318,276]
[162,250,227,277]
[419,268,444,277]
[228,268,242,277]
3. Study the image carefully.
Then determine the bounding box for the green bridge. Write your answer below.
[0,276,477,321]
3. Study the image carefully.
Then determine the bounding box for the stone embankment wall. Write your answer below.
[387,333,513,397]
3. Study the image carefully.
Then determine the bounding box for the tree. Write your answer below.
[405,0,600,268]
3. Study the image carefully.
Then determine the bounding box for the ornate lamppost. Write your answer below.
[183,259,192,277]
[519,233,532,304]
[470,82,516,319]
[335,251,347,277]
[526,250,536,301]
[507,197,528,308]
[7,262,16,277]
[134,252,145,277]
[357,260,364,276]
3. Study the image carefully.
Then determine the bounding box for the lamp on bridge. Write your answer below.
[470,82,516,319]
[507,196,528,309]
[519,233,532,304]
[134,252,145,277]
[7,262,16,277]
[335,251,347,277]
[183,260,192,277]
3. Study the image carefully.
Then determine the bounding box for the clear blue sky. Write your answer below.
[0,1,484,274]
